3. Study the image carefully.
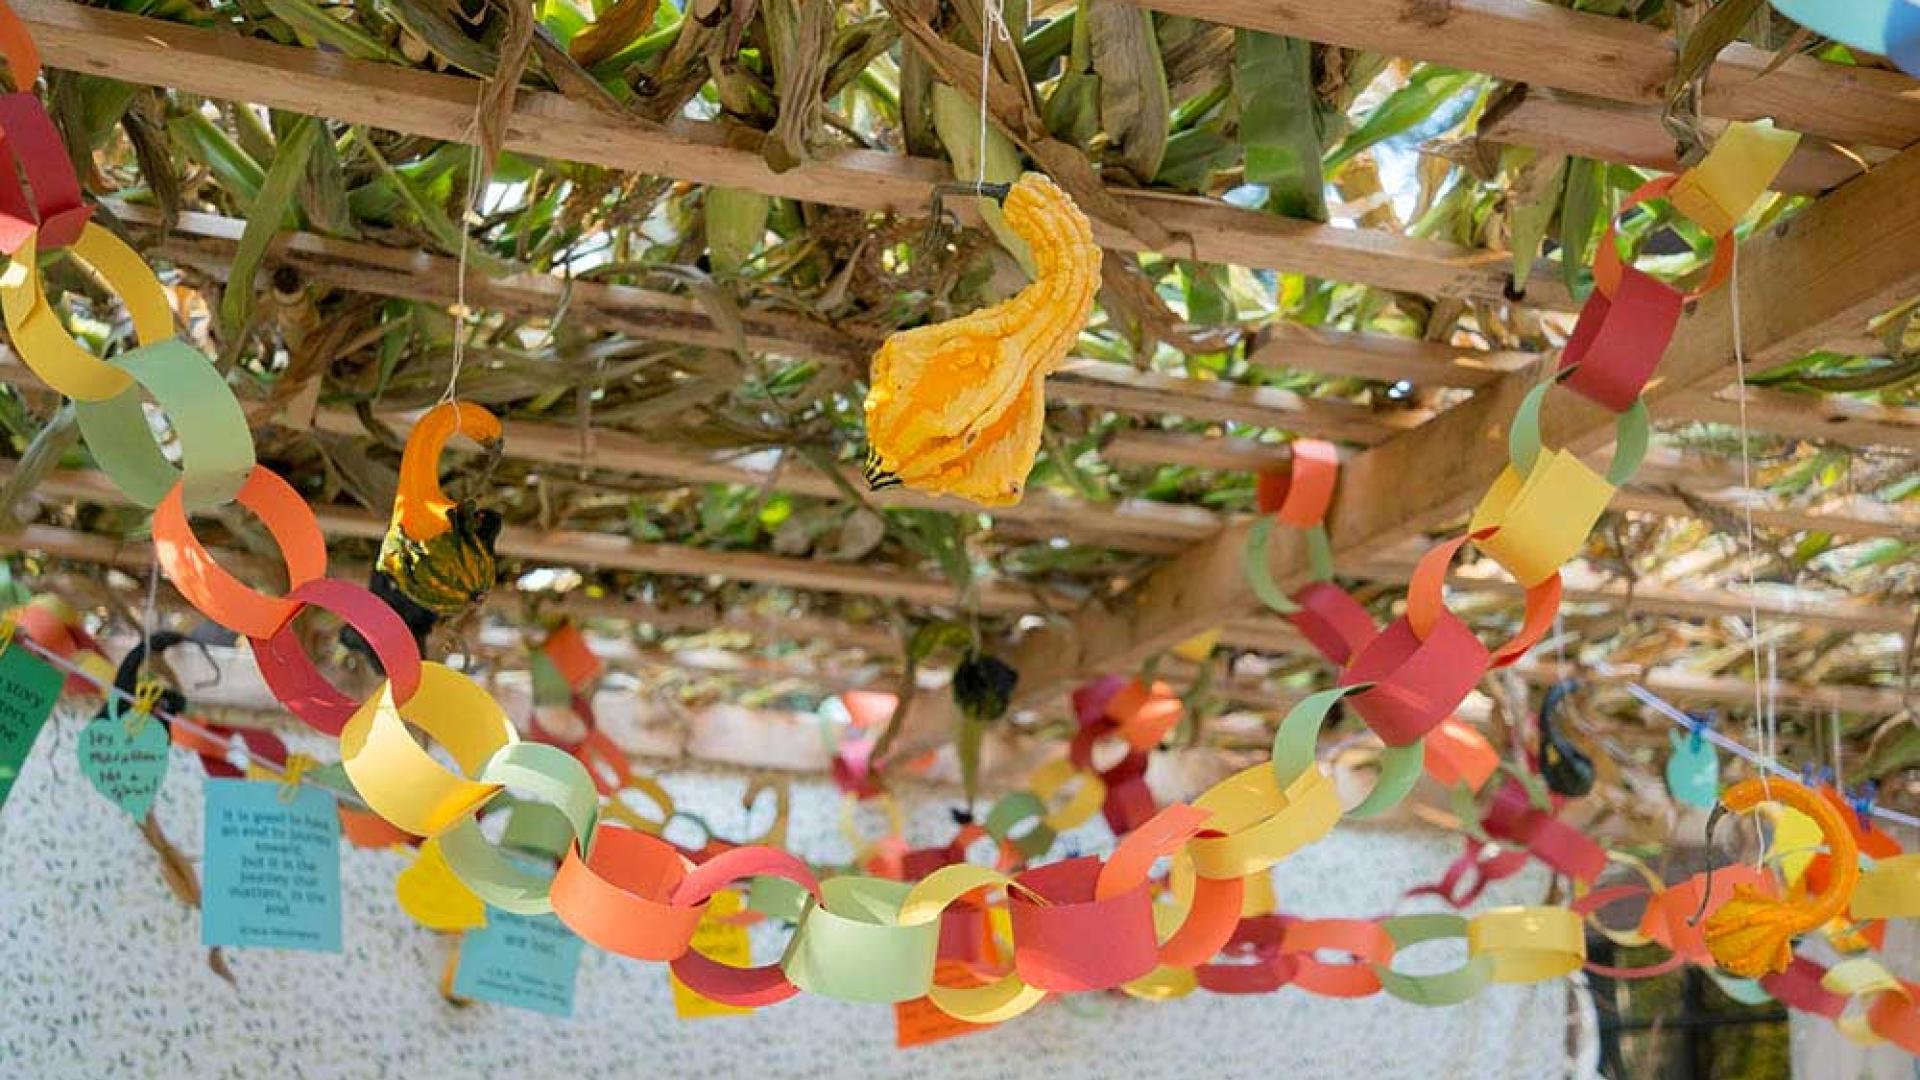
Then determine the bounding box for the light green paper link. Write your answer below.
[1269,686,1368,787]
[498,799,576,861]
[438,743,600,916]
[71,338,256,511]
[1509,378,1651,484]
[1372,913,1495,1007]
[1347,742,1426,819]
[781,876,940,1004]
[1305,524,1335,583]
[985,790,1056,859]
[1509,381,1551,476]
[1608,398,1651,485]
[749,876,811,921]
[1244,518,1302,614]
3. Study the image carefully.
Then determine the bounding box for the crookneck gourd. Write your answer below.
[862,171,1099,507]
[1701,777,1860,978]
[377,401,505,617]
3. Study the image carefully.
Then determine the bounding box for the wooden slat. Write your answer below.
[1673,388,1920,452]
[306,407,1220,556]
[1101,431,1297,472]
[117,204,1418,447]
[15,0,1563,306]
[1124,0,1920,150]
[1052,360,1431,440]
[117,204,1909,452]
[1101,434,1920,542]
[12,468,1069,615]
[1003,141,1920,702]
[1340,555,1916,635]
[1480,90,1885,195]
[1247,323,1538,389]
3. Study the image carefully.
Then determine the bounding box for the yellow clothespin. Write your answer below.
[0,610,17,658]
[278,752,315,803]
[124,677,165,735]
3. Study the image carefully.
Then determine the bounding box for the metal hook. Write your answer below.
[1690,799,1732,927]
[923,181,1011,251]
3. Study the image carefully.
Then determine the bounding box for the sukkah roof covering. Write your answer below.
[0,0,1915,806]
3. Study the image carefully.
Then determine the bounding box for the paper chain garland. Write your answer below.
[0,2,1914,1043]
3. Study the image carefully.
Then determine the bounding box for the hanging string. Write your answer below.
[10,635,370,811]
[1629,681,1920,830]
[137,558,159,686]
[973,0,1010,188]
[1727,243,1775,811]
[441,99,490,406]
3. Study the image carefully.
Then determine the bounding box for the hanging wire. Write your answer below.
[440,98,490,406]
[1627,680,1920,830]
[973,0,1010,188]
[9,635,370,812]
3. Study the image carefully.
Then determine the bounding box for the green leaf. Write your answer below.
[221,116,322,339]
[259,0,397,60]
[705,187,770,275]
[1504,147,1566,295]
[1559,157,1602,298]
[358,135,512,276]
[1043,0,1102,152]
[907,619,974,663]
[1232,31,1325,221]
[1324,65,1477,170]
[1087,0,1170,184]
[1155,122,1235,191]
[168,111,265,204]
[931,82,1034,276]
[299,129,356,237]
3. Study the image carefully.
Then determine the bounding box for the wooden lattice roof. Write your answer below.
[1,0,1915,784]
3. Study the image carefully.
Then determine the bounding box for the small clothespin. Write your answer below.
[1849,781,1879,833]
[278,752,315,803]
[123,677,165,735]
[0,610,16,658]
[1685,709,1714,750]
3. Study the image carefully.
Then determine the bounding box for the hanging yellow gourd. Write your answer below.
[862,172,1099,507]
[1701,777,1861,978]
[378,401,506,616]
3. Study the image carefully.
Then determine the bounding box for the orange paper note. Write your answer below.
[895,962,995,1047]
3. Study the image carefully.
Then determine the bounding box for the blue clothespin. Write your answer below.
[1685,709,1715,750]
[1849,781,1879,833]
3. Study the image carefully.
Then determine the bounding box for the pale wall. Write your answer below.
[0,707,1579,1079]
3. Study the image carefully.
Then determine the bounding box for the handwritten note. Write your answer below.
[452,910,585,1017]
[202,779,342,953]
[0,646,62,816]
[77,708,170,819]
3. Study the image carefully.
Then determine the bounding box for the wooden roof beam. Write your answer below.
[123,203,1914,453]
[19,520,1909,718]
[1123,0,1920,151]
[1479,90,1891,195]
[15,0,1563,305]
[118,203,1423,448]
[1002,140,1920,703]
[11,468,1071,615]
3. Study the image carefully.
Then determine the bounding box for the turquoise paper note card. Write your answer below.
[453,909,584,1017]
[202,779,342,952]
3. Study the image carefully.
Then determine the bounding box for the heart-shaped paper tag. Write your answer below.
[1665,729,1719,810]
[396,836,486,932]
[78,708,171,819]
